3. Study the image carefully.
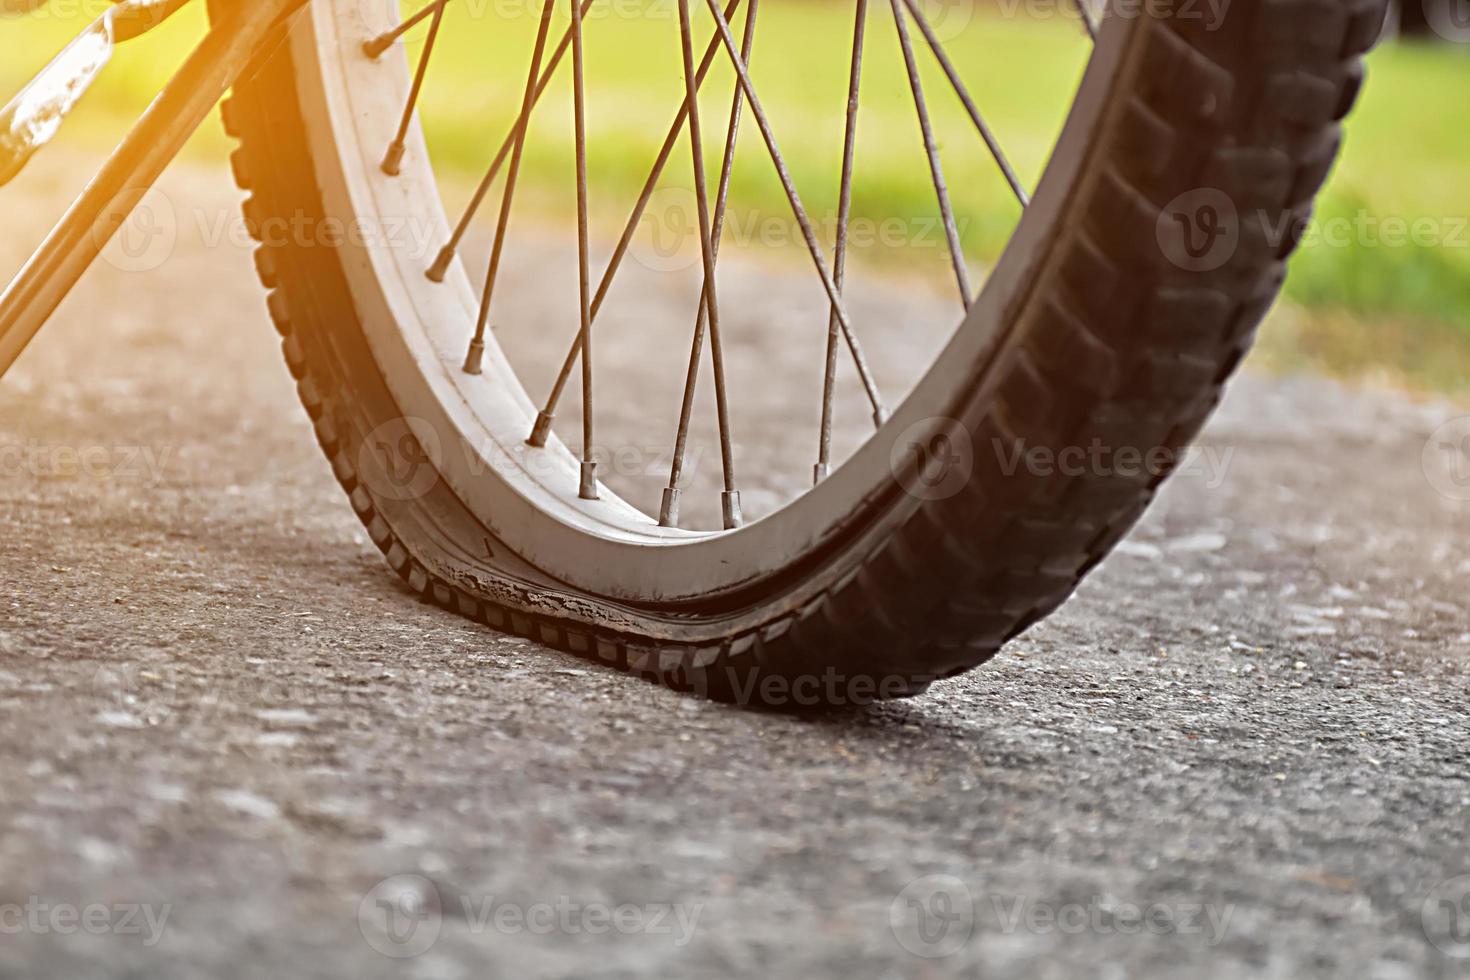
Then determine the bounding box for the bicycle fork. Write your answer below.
[0,0,310,378]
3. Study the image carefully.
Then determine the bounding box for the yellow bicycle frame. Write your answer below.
[0,0,310,377]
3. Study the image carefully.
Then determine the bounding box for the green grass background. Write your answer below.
[4,2,1468,390]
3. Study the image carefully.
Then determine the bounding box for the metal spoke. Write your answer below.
[462,0,556,375]
[571,0,597,499]
[363,0,449,60]
[700,0,888,425]
[1070,0,1098,41]
[900,0,1029,207]
[815,0,868,485]
[426,0,598,282]
[660,0,760,530]
[383,0,1083,521]
[891,0,972,310]
[526,0,744,449]
[381,0,448,176]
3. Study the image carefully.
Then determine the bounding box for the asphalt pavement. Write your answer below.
[1,161,1469,979]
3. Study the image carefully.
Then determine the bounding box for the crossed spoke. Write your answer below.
[816,0,870,485]
[660,0,760,529]
[363,0,1074,527]
[700,0,888,427]
[364,0,451,60]
[424,0,600,283]
[892,0,972,309]
[901,0,1031,207]
[379,0,447,177]
[525,0,749,450]
[462,0,557,375]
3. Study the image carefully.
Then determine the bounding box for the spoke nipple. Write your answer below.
[426,244,456,283]
[462,338,486,375]
[658,487,681,528]
[579,461,600,501]
[721,491,742,531]
[363,35,394,60]
[873,406,890,429]
[381,141,407,177]
[813,462,829,485]
[526,411,555,448]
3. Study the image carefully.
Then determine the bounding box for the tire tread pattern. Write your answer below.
[219,0,1382,703]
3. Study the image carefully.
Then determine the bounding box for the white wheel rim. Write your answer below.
[288,1,1135,602]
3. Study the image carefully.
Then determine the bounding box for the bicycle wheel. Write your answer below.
[218,0,1383,704]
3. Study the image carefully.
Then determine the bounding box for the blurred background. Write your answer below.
[2,7,1468,976]
[4,0,1465,383]
[2,0,1466,456]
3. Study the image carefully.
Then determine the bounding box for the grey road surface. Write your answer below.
[2,163,1469,979]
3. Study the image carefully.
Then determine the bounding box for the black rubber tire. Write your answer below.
[220,0,1385,706]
